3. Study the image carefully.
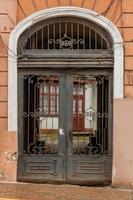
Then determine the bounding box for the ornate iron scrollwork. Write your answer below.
[27,141,57,154]
[82,136,103,155]
[48,33,84,49]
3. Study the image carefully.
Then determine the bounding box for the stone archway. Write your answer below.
[8,6,123,132]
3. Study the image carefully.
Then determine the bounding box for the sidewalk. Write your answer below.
[0,182,132,200]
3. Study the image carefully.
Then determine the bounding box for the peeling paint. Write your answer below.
[0,171,5,178]
[5,152,17,161]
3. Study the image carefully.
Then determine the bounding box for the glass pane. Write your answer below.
[44,83,49,93]
[77,84,84,95]
[73,84,77,95]
[78,99,82,113]
[56,85,59,94]
[57,96,59,114]
[73,99,76,114]
[50,84,56,94]
[50,96,55,114]
[44,96,49,114]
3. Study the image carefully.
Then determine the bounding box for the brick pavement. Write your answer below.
[0,182,132,200]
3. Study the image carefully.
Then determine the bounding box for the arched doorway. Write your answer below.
[17,16,113,185]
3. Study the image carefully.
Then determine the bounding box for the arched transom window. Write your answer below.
[17,17,113,57]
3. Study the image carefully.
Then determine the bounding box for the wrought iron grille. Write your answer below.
[72,75,109,155]
[24,21,110,50]
[23,75,59,155]
[22,73,110,156]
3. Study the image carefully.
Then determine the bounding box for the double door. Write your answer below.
[18,69,112,185]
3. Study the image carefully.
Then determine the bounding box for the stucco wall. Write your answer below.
[0,0,133,186]
[113,99,133,186]
[0,0,17,180]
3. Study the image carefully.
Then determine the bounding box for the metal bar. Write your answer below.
[55,82,58,114]
[48,79,50,114]
[36,32,37,49]
[45,78,48,130]
[78,78,81,154]
[42,82,44,115]
[53,23,55,49]
[42,28,44,49]
[102,76,104,153]
[29,36,31,49]
[18,73,24,154]
[59,22,61,50]
[34,79,37,144]
[83,24,85,49]
[27,75,30,152]
[51,116,54,154]
[65,21,67,35]
[48,25,49,50]
[89,28,91,49]
[95,32,97,49]
[51,78,54,154]
[108,74,113,155]
[71,22,73,49]
[101,37,103,50]
[32,35,35,49]
[77,23,79,49]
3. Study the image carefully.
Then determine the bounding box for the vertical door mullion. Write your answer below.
[65,73,73,183]
[17,71,24,181]
[58,73,73,182]
[65,74,73,155]
[58,74,66,156]
[18,72,24,155]
[108,73,113,155]
[58,73,73,155]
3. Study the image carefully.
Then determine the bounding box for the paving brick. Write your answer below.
[0,183,132,200]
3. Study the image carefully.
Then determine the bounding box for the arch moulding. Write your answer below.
[8,6,124,131]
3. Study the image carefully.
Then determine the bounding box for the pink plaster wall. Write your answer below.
[112,99,133,186]
[0,131,17,181]
[0,0,17,21]
[0,0,17,182]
